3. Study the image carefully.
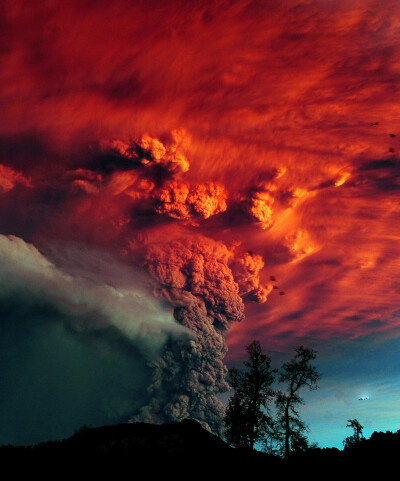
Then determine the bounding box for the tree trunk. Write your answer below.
[284,402,290,459]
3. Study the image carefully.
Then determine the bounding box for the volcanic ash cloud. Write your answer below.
[0,234,189,358]
[231,250,273,303]
[155,181,227,220]
[131,237,252,435]
[102,130,190,174]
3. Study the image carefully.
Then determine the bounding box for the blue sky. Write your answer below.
[297,335,400,448]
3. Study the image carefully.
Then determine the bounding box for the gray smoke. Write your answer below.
[130,237,245,435]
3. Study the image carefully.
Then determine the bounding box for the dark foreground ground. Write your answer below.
[1,419,398,477]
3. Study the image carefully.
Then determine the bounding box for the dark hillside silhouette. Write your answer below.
[2,420,400,477]
[0,419,282,476]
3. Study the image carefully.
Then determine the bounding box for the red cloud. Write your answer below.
[2,0,400,362]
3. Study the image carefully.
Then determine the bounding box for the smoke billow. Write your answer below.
[130,236,253,435]
[100,130,190,174]
[155,180,227,220]
[248,190,275,228]
[231,250,272,303]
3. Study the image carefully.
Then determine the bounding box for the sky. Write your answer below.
[1,0,400,448]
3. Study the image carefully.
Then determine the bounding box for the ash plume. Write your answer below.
[131,237,246,435]
[155,180,227,220]
[231,250,272,303]
[248,190,275,228]
[100,130,190,174]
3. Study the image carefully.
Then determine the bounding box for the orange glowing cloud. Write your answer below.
[249,191,275,229]
[231,250,273,303]
[155,181,227,221]
[100,130,190,174]
[284,230,319,261]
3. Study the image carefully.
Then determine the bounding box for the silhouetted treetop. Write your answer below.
[274,345,320,458]
[224,341,276,450]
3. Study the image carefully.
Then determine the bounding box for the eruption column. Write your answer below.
[131,237,245,435]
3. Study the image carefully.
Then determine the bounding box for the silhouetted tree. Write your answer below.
[274,346,320,458]
[224,340,276,450]
[343,419,364,449]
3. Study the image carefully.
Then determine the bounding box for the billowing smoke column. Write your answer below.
[131,237,248,435]
[93,130,272,434]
